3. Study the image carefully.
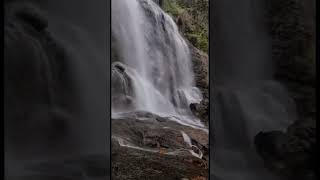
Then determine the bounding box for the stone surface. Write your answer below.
[112,111,209,180]
[188,43,209,125]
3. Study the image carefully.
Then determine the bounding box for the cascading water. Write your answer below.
[211,0,296,180]
[111,0,203,127]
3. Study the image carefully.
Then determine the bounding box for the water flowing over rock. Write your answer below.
[111,0,203,127]
[111,0,208,179]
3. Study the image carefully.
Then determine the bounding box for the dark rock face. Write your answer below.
[112,111,208,180]
[190,44,209,99]
[152,0,163,7]
[111,62,135,111]
[190,99,208,125]
[189,43,209,124]
[255,0,316,179]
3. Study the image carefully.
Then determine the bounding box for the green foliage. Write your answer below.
[162,0,185,17]
[185,33,208,52]
[162,0,209,53]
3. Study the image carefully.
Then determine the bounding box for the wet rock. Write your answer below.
[112,111,208,155]
[111,62,135,111]
[112,111,208,180]
[189,44,209,99]
[153,0,163,7]
[187,43,209,125]
[190,99,208,125]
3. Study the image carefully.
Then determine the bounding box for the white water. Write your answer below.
[114,134,203,159]
[111,0,202,127]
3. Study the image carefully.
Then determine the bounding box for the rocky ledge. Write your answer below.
[112,111,209,180]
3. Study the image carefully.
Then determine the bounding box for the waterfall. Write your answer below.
[211,0,296,179]
[111,0,203,127]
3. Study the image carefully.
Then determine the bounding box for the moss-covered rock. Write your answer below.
[162,0,209,53]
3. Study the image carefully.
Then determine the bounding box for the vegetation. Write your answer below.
[162,0,185,17]
[162,0,209,53]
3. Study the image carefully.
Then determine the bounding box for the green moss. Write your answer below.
[185,33,208,52]
[198,33,208,53]
[162,0,185,17]
[162,0,208,53]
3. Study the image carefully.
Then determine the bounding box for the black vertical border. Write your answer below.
[2,0,5,179]
[316,0,319,179]
[208,0,211,179]
[109,0,112,179]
